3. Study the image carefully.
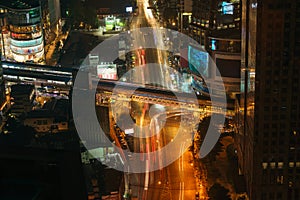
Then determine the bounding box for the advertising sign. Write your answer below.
[105,16,115,31]
[97,63,118,80]
[221,2,234,15]
[126,7,133,13]
[188,45,209,77]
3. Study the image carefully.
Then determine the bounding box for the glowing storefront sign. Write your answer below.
[221,2,234,15]
[11,43,43,55]
[97,63,117,80]
[105,16,115,30]
[11,31,42,40]
[12,49,44,63]
[11,37,43,47]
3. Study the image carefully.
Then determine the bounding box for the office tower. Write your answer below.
[235,0,300,199]
[0,54,6,127]
[189,0,241,95]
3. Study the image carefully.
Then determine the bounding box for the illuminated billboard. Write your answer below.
[97,63,118,80]
[105,16,115,30]
[188,45,209,77]
[221,2,233,15]
[11,37,43,47]
[11,43,44,54]
[104,16,124,31]
[126,7,133,13]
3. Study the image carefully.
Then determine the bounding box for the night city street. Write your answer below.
[0,0,300,200]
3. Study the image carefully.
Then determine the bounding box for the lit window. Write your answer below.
[278,162,284,169]
[277,176,284,184]
[270,162,276,169]
[211,39,216,50]
[296,162,300,167]
[289,162,295,167]
[262,162,268,169]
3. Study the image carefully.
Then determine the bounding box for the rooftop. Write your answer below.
[26,109,53,118]
[10,84,34,96]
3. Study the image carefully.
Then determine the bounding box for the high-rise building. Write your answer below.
[235,0,300,199]
[0,51,8,133]
[41,0,62,42]
[153,0,178,28]
[0,0,45,63]
[189,0,241,95]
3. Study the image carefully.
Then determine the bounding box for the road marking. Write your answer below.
[182,181,185,200]
[179,182,182,200]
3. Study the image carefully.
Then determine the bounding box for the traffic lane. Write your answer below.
[130,8,150,84]
[129,104,198,200]
[145,169,167,200]
[167,143,196,200]
[130,1,170,88]
[140,29,165,87]
[162,122,197,200]
[181,151,198,199]
[129,103,197,199]
[144,48,164,87]
[130,101,166,200]
[162,125,182,199]
[131,101,151,199]
[129,172,146,199]
[141,32,176,90]
[145,116,177,200]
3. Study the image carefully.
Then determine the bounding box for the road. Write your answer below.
[113,0,209,199]
[127,0,184,92]
[128,100,201,200]
[145,120,198,200]
[125,0,204,199]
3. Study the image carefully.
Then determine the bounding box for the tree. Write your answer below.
[208,183,231,200]
[196,116,224,162]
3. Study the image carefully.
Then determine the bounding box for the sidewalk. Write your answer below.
[192,135,239,200]
[45,30,69,66]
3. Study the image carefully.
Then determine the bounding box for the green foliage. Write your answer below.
[196,116,224,162]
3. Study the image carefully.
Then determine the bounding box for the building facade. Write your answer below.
[0,52,7,131]
[0,0,45,63]
[235,0,300,199]
[41,0,62,42]
[189,0,241,95]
